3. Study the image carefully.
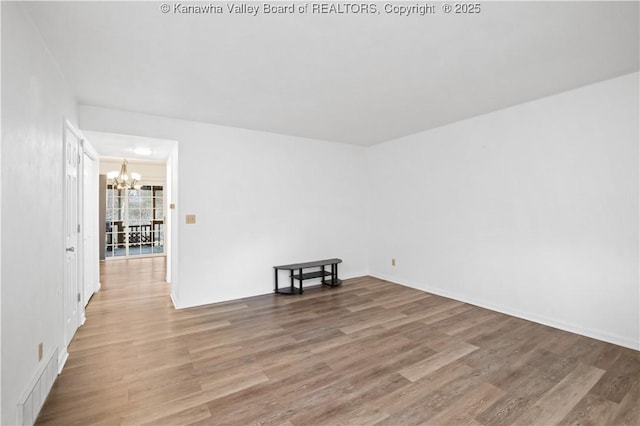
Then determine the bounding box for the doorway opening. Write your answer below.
[82,130,179,300]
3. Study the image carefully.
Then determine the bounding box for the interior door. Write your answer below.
[64,123,81,347]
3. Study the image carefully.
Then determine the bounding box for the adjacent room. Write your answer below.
[1,1,638,425]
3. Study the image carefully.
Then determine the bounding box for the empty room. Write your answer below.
[1,1,639,425]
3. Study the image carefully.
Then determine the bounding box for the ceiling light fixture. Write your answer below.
[107,159,141,190]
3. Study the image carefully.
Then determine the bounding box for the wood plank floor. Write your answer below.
[37,257,639,425]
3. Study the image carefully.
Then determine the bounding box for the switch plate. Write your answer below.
[169,203,175,209]
[392,258,396,267]
[38,343,43,361]
[185,214,196,224]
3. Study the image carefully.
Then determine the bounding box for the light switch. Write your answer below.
[185,214,196,224]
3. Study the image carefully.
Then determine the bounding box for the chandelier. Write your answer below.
[107,159,141,190]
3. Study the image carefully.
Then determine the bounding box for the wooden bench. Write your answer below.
[273,258,343,294]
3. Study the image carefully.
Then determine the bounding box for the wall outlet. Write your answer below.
[392,258,396,267]
[38,342,43,361]
[185,214,196,224]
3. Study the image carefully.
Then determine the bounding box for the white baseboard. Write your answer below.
[170,291,180,309]
[17,347,59,426]
[57,349,69,374]
[370,272,640,351]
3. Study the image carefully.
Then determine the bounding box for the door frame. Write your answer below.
[61,119,83,370]
[167,146,179,306]
[81,139,100,321]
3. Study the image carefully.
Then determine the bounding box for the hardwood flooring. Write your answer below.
[36,258,639,425]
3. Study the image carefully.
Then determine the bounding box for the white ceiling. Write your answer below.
[25,1,639,146]
[83,131,176,161]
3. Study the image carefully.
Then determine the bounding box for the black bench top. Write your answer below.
[274,258,342,270]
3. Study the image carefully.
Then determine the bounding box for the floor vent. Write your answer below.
[17,347,58,426]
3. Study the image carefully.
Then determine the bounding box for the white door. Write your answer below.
[64,123,81,347]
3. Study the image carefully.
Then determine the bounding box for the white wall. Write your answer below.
[368,73,639,350]
[79,106,370,307]
[1,2,78,423]
[0,3,3,421]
